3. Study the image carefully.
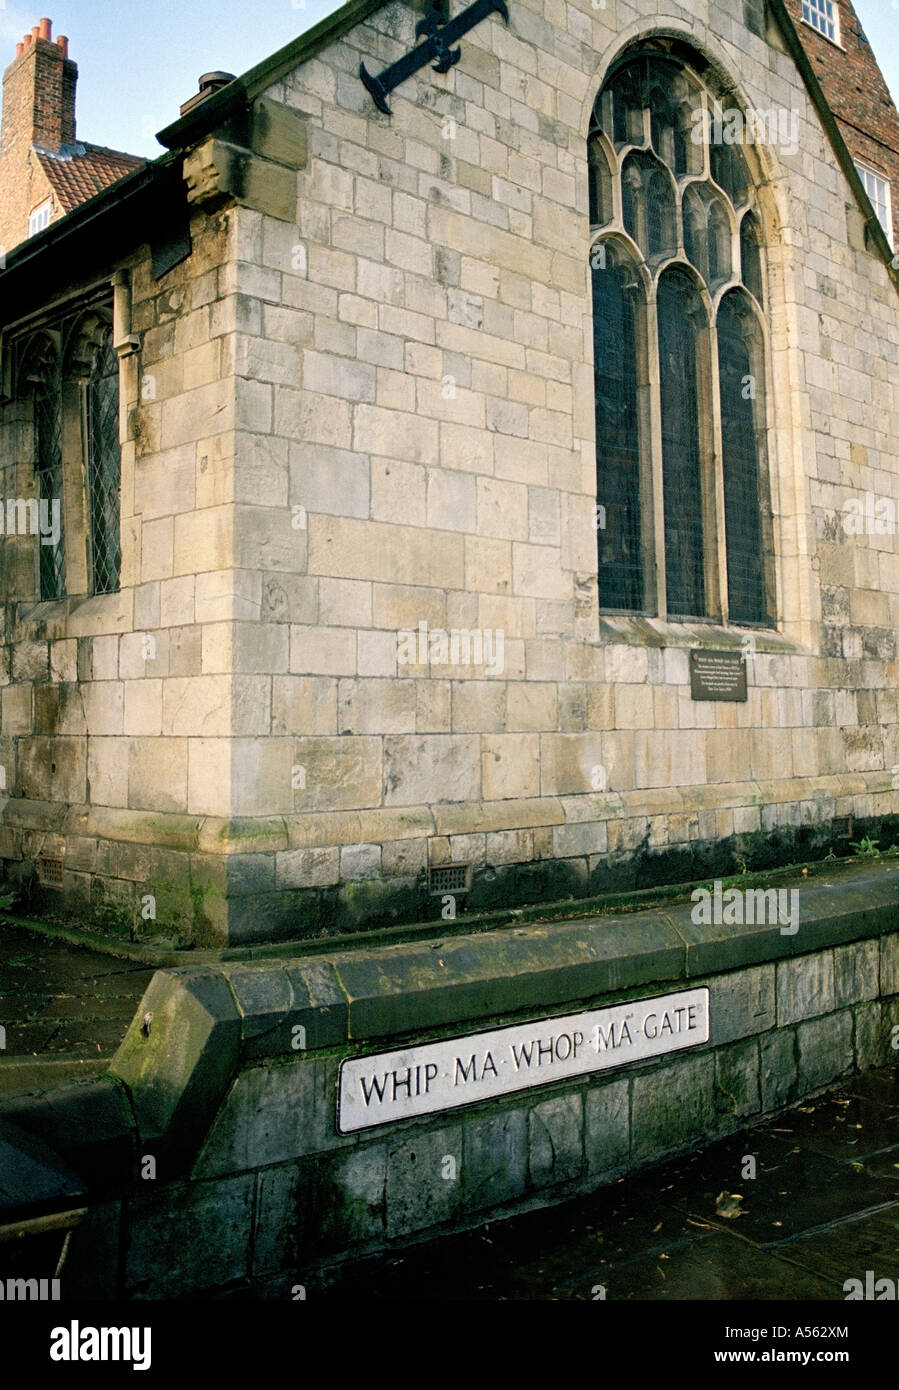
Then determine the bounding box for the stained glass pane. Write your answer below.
[593,251,644,612]
[718,294,769,625]
[740,212,764,303]
[711,134,750,208]
[86,329,121,595]
[588,137,613,227]
[658,271,707,618]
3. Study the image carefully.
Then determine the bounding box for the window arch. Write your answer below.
[11,300,121,603]
[18,334,65,600]
[621,151,677,261]
[588,45,774,626]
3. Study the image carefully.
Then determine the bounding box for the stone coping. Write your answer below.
[3,858,897,1187]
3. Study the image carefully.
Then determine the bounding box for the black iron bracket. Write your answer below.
[360,0,509,115]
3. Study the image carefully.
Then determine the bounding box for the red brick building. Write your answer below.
[0,17,142,257]
[787,0,899,249]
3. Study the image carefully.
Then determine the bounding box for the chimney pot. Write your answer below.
[179,70,236,116]
[38,18,52,41]
[23,33,33,49]
[15,43,24,58]
[31,26,40,41]
[57,35,68,57]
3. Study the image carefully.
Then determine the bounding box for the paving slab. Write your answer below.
[319,1063,899,1300]
[0,923,153,1092]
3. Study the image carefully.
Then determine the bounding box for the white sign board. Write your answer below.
[338,986,710,1133]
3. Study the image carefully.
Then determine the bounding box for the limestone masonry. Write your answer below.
[0,0,897,945]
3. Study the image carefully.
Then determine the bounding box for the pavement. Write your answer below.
[0,921,154,1095]
[320,1064,899,1300]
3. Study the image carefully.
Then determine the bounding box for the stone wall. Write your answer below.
[0,0,898,945]
[6,860,896,1296]
[205,0,899,940]
[0,199,243,944]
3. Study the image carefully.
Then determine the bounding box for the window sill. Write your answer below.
[598,613,805,655]
[17,589,129,637]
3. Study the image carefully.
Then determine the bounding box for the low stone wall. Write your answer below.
[3,859,898,1297]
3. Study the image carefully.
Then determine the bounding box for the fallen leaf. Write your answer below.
[715,1191,744,1219]
[652,1222,663,1233]
[850,1162,865,1172]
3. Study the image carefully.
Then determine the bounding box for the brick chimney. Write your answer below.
[2,18,76,157]
[0,19,76,252]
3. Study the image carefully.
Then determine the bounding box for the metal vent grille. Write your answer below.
[429,863,472,896]
[38,855,64,887]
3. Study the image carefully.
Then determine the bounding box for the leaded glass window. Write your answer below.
[32,344,66,600]
[13,303,120,603]
[658,269,706,619]
[593,245,645,612]
[589,46,775,627]
[86,326,121,595]
[718,293,774,624]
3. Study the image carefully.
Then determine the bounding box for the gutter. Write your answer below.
[0,153,190,324]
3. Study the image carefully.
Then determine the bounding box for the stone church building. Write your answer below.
[3,0,899,1297]
[0,0,897,950]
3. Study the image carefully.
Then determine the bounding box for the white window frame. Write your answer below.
[28,201,52,237]
[854,161,894,249]
[801,0,840,46]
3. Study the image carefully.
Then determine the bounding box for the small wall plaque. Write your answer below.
[689,648,748,702]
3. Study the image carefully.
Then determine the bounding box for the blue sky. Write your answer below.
[0,0,896,159]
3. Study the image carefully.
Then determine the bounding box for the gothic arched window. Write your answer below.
[85,325,122,595]
[589,47,774,626]
[20,335,66,601]
[12,302,121,603]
